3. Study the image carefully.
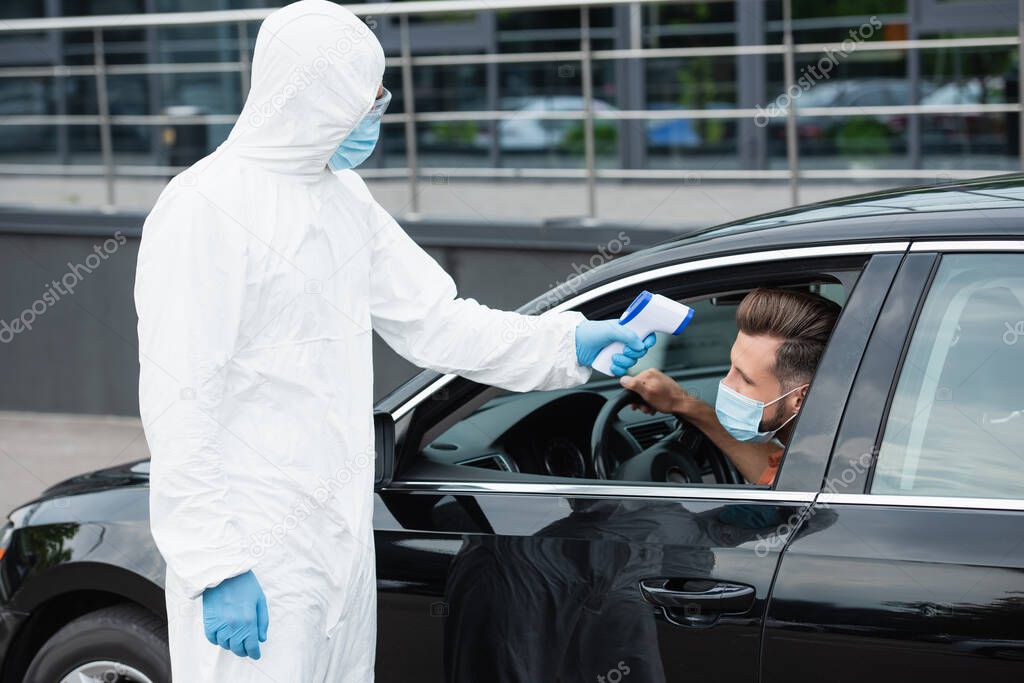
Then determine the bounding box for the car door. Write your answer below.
[762,243,1024,682]
[371,243,906,682]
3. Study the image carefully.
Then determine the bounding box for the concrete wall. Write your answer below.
[0,209,677,416]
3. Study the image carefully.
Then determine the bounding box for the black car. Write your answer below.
[3,176,1024,682]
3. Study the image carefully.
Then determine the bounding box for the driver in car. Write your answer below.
[619,287,840,486]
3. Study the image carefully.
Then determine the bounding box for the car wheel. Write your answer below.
[23,603,170,683]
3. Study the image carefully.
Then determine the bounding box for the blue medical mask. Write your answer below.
[715,379,806,443]
[328,88,391,171]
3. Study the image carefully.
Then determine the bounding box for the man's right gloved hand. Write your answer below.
[202,569,269,660]
[575,319,655,376]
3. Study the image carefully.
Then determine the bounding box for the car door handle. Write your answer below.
[639,578,755,615]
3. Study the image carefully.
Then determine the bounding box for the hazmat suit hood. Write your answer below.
[226,0,384,177]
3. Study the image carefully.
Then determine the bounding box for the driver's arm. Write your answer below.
[621,369,782,485]
[676,402,783,485]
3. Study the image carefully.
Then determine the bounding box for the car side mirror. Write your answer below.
[374,411,395,489]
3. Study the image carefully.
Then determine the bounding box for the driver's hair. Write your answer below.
[735,287,840,390]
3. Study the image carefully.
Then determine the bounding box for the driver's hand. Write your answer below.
[620,369,695,417]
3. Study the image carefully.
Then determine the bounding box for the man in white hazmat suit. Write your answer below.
[134,1,655,681]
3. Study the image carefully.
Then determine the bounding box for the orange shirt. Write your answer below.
[756,449,785,486]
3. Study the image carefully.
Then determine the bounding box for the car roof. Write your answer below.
[690,173,1024,235]
[570,173,1024,293]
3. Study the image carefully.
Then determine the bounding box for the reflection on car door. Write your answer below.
[376,486,819,682]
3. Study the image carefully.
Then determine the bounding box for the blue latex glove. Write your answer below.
[202,570,269,660]
[575,319,657,376]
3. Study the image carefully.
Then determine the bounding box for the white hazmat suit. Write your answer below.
[135,1,592,680]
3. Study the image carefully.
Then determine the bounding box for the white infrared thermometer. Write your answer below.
[591,290,694,376]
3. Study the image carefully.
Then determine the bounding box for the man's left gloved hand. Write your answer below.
[575,319,656,376]
[202,569,269,660]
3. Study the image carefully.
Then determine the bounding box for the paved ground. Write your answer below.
[0,411,150,513]
[0,175,906,229]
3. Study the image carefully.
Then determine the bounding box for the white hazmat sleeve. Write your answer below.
[367,200,592,392]
[135,188,256,599]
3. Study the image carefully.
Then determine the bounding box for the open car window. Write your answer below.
[406,273,851,489]
[623,282,845,393]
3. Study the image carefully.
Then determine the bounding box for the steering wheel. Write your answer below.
[590,389,742,485]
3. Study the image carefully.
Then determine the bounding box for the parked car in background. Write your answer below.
[646,101,703,150]
[461,96,711,154]
[768,78,936,156]
[920,77,1008,154]
[465,95,619,152]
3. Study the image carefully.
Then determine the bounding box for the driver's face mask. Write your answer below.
[329,87,392,171]
[715,380,807,443]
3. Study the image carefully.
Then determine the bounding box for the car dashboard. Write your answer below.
[419,372,723,479]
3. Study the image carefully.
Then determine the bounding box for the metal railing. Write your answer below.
[0,0,1022,216]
